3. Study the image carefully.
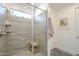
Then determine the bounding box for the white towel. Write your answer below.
[48,17,54,39]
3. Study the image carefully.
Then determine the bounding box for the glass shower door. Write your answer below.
[5,3,33,56]
[0,5,7,55]
[75,7,79,55]
[33,4,47,56]
[0,3,48,56]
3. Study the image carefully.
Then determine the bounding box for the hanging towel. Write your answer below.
[48,17,54,39]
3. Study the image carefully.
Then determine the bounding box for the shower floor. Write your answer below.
[11,49,42,56]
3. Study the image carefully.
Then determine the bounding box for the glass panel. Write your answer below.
[5,3,33,56]
[0,4,6,55]
[10,9,31,19]
[31,3,48,11]
[0,3,48,56]
[75,8,79,54]
[33,5,47,56]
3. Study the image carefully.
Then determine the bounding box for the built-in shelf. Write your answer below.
[0,32,6,37]
[6,31,11,33]
[5,24,11,27]
[5,24,11,33]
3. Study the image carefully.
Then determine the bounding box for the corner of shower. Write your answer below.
[0,3,48,56]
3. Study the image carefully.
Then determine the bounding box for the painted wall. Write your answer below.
[50,4,79,55]
[56,4,76,54]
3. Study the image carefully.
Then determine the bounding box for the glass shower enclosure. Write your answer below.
[0,3,48,56]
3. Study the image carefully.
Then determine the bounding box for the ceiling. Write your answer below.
[5,3,48,15]
[6,3,32,14]
[51,3,73,10]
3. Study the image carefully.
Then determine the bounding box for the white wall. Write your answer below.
[50,4,79,55]
[48,4,59,55]
[56,4,76,54]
